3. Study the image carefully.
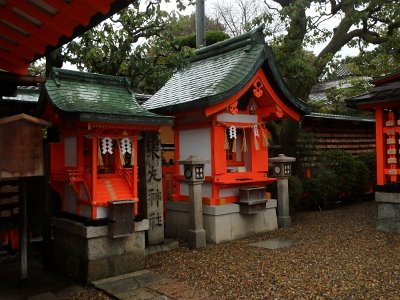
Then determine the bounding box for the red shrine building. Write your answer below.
[347,72,400,233]
[38,68,171,221]
[144,25,311,243]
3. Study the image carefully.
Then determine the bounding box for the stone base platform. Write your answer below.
[376,192,400,233]
[165,200,278,244]
[52,217,148,283]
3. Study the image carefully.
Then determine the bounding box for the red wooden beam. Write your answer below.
[80,0,112,15]
[53,0,109,27]
[11,0,74,37]
[1,5,59,45]
[0,38,35,61]
[0,24,47,54]
[0,58,27,74]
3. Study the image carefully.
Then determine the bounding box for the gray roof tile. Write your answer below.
[144,25,311,115]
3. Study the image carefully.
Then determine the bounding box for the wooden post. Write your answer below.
[42,140,52,269]
[133,135,138,215]
[19,177,28,288]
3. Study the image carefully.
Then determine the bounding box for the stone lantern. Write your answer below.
[269,154,296,228]
[179,155,206,249]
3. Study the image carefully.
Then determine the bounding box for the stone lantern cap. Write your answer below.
[269,153,296,163]
[179,155,209,165]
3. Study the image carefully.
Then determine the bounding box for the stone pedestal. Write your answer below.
[277,178,291,228]
[179,156,207,249]
[187,181,206,248]
[269,154,295,228]
[165,200,278,244]
[376,192,400,233]
[52,217,148,283]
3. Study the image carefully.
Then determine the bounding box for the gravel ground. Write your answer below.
[146,200,400,299]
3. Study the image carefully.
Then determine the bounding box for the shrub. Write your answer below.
[289,175,304,210]
[355,152,376,188]
[316,150,357,198]
[300,150,375,209]
[304,168,340,210]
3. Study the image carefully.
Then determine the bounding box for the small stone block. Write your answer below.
[251,238,298,250]
[278,216,291,228]
[116,287,162,300]
[135,219,149,232]
[187,229,206,249]
[239,203,266,215]
[134,270,166,287]
[94,276,139,295]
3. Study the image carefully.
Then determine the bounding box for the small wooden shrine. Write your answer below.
[347,72,400,233]
[38,68,171,220]
[144,25,311,243]
[145,25,310,206]
[37,68,171,281]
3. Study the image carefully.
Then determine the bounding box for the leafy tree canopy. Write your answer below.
[211,0,400,100]
[63,1,228,93]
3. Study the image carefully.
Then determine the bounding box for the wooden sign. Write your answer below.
[0,114,50,178]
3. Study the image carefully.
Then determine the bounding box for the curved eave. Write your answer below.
[151,45,311,117]
[262,45,312,115]
[78,113,173,126]
[39,88,173,126]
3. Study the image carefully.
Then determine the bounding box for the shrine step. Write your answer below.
[96,178,133,203]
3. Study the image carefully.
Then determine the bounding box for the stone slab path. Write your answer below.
[92,269,219,300]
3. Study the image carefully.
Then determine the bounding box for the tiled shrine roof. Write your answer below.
[41,68,172,125]
[143,25,311,115]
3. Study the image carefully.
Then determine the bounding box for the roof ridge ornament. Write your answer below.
[192,24,266,63]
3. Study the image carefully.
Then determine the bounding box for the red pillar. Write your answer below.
[375,106,386,185]
[91,136,98,219]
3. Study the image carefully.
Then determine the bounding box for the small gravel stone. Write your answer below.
[146,201,400,299]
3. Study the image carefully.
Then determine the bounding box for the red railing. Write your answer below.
[120,168,133,189]
[51,167,84,183]
[162,165,176,203]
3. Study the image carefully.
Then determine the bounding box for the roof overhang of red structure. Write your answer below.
[0,0,132,75]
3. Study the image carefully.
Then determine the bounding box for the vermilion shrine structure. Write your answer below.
[37,68,171,281]
[347,72,400,233]
[144,25,311,243]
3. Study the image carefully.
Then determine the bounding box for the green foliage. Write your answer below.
[302,150,375,209]
[28,60,46,76]
[355,152,377,189]
[168,13,225,36]
[270,41,318,99]
[295,130,317,176]
[64,2,228,93]
[317,150,357,196]
[65,2,172,76]
[289,175,304,210]
[306,168,340,210]
[174,30,230,49]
